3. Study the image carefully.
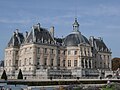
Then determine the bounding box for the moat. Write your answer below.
[0,79,120,90]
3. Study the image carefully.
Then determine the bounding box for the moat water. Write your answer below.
[0,84,61,90]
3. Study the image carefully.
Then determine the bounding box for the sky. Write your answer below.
[0,0,120,60]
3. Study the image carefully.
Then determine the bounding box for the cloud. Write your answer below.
[0,18,31,24]
[74,4,120,17]
[36,4,120,28]
[106,25,120,30]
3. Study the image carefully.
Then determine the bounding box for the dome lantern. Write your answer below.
[73,18,79,32]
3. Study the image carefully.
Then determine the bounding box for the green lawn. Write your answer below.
[102,84,115,90]
[102,88,113,90]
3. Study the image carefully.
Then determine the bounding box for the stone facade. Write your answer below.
[4,18,112,79]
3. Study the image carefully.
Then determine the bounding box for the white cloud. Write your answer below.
[106,25,120,29]
[75,4,120,17]
[0,18,31,24]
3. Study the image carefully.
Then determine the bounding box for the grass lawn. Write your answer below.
[102,88,113,90]
[102,85,115,90]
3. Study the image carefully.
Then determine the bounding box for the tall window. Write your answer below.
[85,60,87,68]
[51,49,54,54]
[15,51,18,55]
[84,48,86,56]
[82,59,84,68]
[63,51,65,55]
[100,55,102,59]
[37,47,40,54]
[104,63,106,68]
[24,68,26,71]
[100,62,102,68]
[68,50,71,55]
[95,61,96,68]
[74,51,77,55]
[44,58,47,65]
[58,50,60,54]
[68,60,71,67]
[24,58,27,65]
[108,56,109,60]
[37,57,40,65]
[19,60,21,66]
[88,50,90,56]
[15,60,18,67]
[29,57,31,65]
[29,67,31,71]
[9,60,11,66]
[25,48,27,52]
[89,60,91,68]
[95,54,97,58]
[80,47,83,56]
[44,48,47,53]
[74,60,77,67]
[58,58,60,66]
[29,47,32,52]
[10,51,11,54]
[108,63,110,68]
[63,60,66,67]
[51,59,54,66]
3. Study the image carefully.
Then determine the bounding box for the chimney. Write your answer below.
[37,23,40,31]
[16,29,19,34]
[89,36,94,47]
[13,32,16,36]
[98,37,103,41]
[32,26,36,42]
[12,32,16,46]
[49,26,54,38]
[25,31,28,38]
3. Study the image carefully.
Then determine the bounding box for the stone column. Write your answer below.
[86,48,88,56]
[91,60,93,68]
[109,55,112,70]
[33,47,36,65]
[87,59,89,69]
[47,49,51,66]
[79,58,82,68]
[54,49,58,67]
[40,48,44,67]
[84,59,86,68]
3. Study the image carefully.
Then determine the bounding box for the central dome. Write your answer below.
[63,32,89,46]
[63,18,89,46]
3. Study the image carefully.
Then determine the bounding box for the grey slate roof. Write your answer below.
[92,38,110,52]
[63,32,89,46]
[8,31,24,47]
[25,26,55,44]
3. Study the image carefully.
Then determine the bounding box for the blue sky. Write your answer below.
[0,0,120,60]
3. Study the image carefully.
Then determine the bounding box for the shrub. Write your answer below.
[1,70,7,80]
[17,69,23,79]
